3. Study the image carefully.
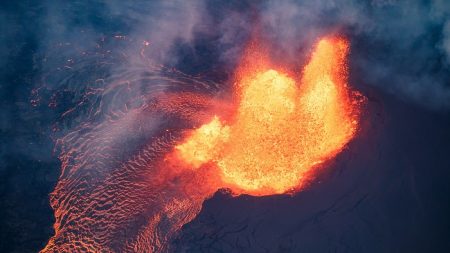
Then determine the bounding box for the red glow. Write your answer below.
[176,37,363,195]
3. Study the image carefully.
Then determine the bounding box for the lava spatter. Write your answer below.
[176,37,363,195]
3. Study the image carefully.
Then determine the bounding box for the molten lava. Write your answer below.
[176,37,362,195]
[42,35,363,253]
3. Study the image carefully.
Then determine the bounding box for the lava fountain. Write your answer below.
[176,37,362,196]
[42,36,363,252]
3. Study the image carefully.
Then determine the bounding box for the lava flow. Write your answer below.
[42,35,363,253]
[175,37,363,195]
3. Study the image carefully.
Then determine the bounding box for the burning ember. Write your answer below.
[175,37,362,195]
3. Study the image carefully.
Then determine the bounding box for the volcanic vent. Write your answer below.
[42,36,363,252]
[176,37,362,195]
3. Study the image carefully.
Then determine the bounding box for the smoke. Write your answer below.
[42,1,207,54]
[2,0,449,251]
[251,0,450,109]
[442,21,450,63]
[32,0,450,113]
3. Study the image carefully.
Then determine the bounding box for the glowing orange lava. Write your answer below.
[176,37,362,195]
